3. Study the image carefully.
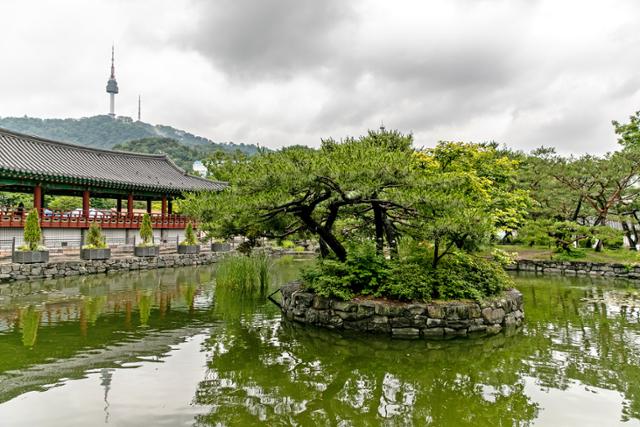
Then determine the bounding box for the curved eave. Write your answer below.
[0,167,226,195]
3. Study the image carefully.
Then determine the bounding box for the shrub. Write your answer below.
[492,248,518,267]
[302,242,389,300]
[83,223,107,249]
[23,210,42,251]
[138,213,154,246]
[303,242,511,302]
[280,240,295,249]
[181,222,198,246]
[553,249,587,261]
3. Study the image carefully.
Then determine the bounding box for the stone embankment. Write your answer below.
[0,253,218,283]
[506,259,640,278]
[280,282,523,339]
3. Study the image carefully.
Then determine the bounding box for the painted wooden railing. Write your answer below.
[0,209,194,229]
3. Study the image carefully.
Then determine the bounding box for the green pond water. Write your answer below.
[0,259,639,427]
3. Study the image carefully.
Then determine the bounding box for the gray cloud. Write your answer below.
[182,0,356,80]
[0,0,639,154]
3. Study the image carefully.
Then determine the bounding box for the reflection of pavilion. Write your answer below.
[0,269,208,332]
[0,323,209,404]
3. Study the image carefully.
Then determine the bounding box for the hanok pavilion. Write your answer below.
[0,127,224,246]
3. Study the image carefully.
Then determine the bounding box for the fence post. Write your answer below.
[133,235,136,247]
[176,235,179,250]
[11,236,15,257]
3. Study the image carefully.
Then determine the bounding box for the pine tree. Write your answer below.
[85,223,107,249]
[23,210,42,251]
[182,222,197,245]
[139,213,153,246]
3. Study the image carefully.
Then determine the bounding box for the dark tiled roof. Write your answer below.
[0,127,226,194]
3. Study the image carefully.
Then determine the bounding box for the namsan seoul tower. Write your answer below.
[105,45,119,117]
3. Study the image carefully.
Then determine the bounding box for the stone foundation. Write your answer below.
[280,282,524,339]
[506,259,640,278]
[0,252,218,283]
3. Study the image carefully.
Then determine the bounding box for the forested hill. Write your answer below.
[0,115,260,154]
[112,137,218,172]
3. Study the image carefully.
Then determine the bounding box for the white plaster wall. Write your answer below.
[43,229,83,247]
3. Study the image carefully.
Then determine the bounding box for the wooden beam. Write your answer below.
[116,198,122,213]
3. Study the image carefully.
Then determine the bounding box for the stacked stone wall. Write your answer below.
[280,283,524,339]
[0,253,218,283]
[505,259,640,278]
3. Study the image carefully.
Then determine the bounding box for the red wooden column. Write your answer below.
[116,198,122,213]
[127,193,134,218]
[168,199,173,215]
[33,185,42,214]
[146,200,152,214]
[82,190,90,219]
[161,195,167,220]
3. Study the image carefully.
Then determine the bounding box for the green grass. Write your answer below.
[492,244,640,264]
[215,252,273,290]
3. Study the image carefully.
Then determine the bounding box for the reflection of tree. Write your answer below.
[212,281,265,322]
[182,284,197,311]
[195,290,539,426]
[515,275,640,421]
[194,274,640,425]
[83,296,107,325]
[19,306,41,348]
[138,292,152,326]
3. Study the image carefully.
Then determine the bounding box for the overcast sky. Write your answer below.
[1,0,639,153]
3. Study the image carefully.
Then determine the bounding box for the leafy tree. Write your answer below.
[139,213,154,246]
[48,196,80,212]
[410,142,529,267]
[0,192,33,209]
[114,137,214,172]
[23,210,42,251]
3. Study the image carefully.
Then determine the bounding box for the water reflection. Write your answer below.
[193,273,640,426]
[19,306,40,348]
[0,263,639,426]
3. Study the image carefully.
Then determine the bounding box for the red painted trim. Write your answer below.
[0,209,195,229]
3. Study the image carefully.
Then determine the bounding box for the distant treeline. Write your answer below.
[0,115,260,154]
[113,137,248,172]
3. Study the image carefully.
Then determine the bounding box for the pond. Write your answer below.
[0,259,639,426]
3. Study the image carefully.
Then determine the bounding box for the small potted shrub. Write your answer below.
[13,210,49,263]
[81,223,111,260]
[134,213,159,257]
[211,238,231,252]
[178,222,200,254]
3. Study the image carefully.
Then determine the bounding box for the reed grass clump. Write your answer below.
[215,252,273,290]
